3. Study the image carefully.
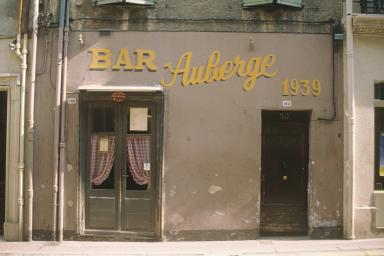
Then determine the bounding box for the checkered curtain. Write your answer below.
[90,134,116,186]
[126,135,151,188]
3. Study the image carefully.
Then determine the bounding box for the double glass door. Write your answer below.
[83,94,161,237]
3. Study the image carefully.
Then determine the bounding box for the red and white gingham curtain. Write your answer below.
[126,135,151,187]
[90,134,116,186]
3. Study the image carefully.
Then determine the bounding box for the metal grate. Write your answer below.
[356,0,384,14]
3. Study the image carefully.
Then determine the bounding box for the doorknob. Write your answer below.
[283,175,288,181]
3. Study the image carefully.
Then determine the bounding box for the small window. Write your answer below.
[375,83,384,100]
[93,0,155,6]
[243,0,302,8]
[375,108,384,190]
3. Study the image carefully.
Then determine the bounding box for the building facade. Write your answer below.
[343,0,384,238]
[6,0,382,241]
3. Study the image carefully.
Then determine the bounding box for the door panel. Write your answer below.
[0,92,7,235]
[261,111,309,235]
[86,103,118,230]
[83,94,160,237]
[122,105,156,232]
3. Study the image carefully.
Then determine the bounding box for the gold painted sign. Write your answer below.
[89,48,321,94]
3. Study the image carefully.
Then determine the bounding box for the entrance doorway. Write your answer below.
[81,92,162,239]
[0,92,7,236]
[261,111,309,235]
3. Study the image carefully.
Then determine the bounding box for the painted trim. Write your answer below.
[352,14,384,35]
[0,73,21,241]
[78,84,163,92]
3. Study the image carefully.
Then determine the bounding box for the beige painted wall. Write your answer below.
[353,34,384,238]
[33,31,344,240]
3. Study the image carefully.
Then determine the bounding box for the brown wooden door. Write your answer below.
[82,93,161,238]
[261,111,309,235]
[0,92,6,235]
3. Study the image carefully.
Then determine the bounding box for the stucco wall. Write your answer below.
[0,1,18,36]
[30,0,345,240]
[353,34,384,238]
[41,0,342,33]
[31,30,344,240]
[0,41,20,74]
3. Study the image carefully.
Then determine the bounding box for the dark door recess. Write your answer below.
[261,111,309,235]
[81,92,162,239]
[0,92,7,236]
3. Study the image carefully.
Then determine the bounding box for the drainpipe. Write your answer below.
[13,0,27,241]
[58,0,70,242]
[16,33,28,242]
[344,0,356,239]
[27,0,40,241]
[53,0,67,241]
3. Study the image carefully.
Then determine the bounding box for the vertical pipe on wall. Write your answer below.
[15,0,28,241]
[53,0,67,241]
[27,0,39,241]
[17,32,28,242]
[15,0,23,57]
[344,0,356,239]
[58,0,69,242]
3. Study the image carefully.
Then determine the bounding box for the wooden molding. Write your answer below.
[353,14,384,35]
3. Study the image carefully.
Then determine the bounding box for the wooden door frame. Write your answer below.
[260,110,310,235]
[79,91,164,239]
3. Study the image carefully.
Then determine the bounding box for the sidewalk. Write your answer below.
[0,237,384,255]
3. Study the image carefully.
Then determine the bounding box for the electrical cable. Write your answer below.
[317,20,338,121]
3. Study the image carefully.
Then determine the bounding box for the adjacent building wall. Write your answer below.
[0,0,22,242]
[353,33,384,238]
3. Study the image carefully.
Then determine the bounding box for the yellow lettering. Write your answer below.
[189,65,205,85]
[160,52,193,87]
[243,79,257,92]
[261,54,278,78]
[219,61,234,81]
[243,57,262,92]
[135,49,158,71]
[203,51,221,83]
[233,56,247,77]
[89,48,112,70]
[111,48,134,70]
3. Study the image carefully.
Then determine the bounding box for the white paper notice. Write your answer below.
[130,108,148,131]
[98,138,109,153]
[144,163,151,171]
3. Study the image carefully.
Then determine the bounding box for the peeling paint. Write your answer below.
[170,213,184,225]
[213,210,225,216]
[311,213,338,228]
[169,185,176,197]
[316,201,320,207]
[208,185,222,194]
[67,164,73,173]
[67,200,74,207]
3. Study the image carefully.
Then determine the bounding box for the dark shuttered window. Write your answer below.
[243,0,302,8]
[93,0,155,6]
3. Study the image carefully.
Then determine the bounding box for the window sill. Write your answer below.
[352,14,384,35]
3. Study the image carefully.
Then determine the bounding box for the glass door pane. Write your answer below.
[122,104,156,233]
[86,103,118,230]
